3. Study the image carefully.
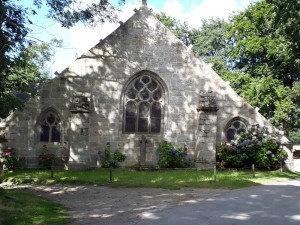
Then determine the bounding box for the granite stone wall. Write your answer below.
[0,5,293,170]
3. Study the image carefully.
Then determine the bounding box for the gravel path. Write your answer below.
[1,184,229,225]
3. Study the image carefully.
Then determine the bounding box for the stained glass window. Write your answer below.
[225,120,247,142]
[124,73,164,133]
[39,111,61,142]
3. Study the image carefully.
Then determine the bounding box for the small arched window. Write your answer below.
[124,72,164,133]
[39,111,61,142]
[225,119,247,142]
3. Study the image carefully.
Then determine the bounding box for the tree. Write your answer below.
[226,0,300,133]
[191,18,231,76]
[186,1,300,133]
[155,12,193,46]
[228,0,300,86]
[33,0,125,28]
[0,39,62,118]
[266,0,300,59]
[0,0,125,118]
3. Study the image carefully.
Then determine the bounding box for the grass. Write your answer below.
[1,169,299,189]
[0,169,298,224]
[0,187,70,225]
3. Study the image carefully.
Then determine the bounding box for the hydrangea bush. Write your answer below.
[0,147,25,170]
[158,141,188,168]
[216,125,287,170]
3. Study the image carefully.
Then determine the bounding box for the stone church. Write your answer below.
[0,1,294,170]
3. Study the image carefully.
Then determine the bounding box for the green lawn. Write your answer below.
[0,187,70,225]
[0,169,299,224]
[1,169,299,189]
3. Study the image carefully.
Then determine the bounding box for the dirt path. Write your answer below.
[1,184,229,225]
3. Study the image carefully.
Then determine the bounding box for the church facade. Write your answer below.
[0,3,294,170]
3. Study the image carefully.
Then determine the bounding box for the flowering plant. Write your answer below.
[38,145,57,169]
[216,124,287,170]
[0,146,22,170]
[158,141,188,168]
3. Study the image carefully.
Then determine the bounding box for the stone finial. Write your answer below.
[136,0,147,7]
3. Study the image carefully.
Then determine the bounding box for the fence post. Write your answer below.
[252,164,255,178]
[51,160,54,178]
[109,165,112,183]
[214,165,217,182]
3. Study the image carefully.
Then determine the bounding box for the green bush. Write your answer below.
[158,141,188,168]
[101,143,126,168]
[289,131,300,144]
[0,146,25,170]
[216,125,288,170]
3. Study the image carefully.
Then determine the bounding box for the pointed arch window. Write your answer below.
[124,72,164,133]
[225,119,247,142]
[39,111,61,142]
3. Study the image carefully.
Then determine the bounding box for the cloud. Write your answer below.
[161,0,253,28]
[51,3,135,73]
[51,0,255,73]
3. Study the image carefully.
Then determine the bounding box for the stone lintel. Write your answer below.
[70,109,91,113]
[197,107,219,112]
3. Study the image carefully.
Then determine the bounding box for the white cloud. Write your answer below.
[51,3,135,73]
[161,0,253,28]
[51,0,255,73]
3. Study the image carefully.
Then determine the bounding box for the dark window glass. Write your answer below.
[138,118,148,132]
[142,76,150,84]
[134,80,143,91]
[126,102,136,117]
[151,118,161,133]
[151,102,161,117]
[127,88,136,99]
[153,89,162,100]
[233,121,240,129]
[139,102,150,117]
[125,117,136,132]
[47,114,55,124]
[52,125,61,142]
[226,129,235,141]
[40,125,50,142]
[148,80,157,91]
[140,90,149,100]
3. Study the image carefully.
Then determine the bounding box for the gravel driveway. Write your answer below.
[1,184,228,225]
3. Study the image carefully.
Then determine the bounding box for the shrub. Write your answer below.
[216,125,288,170]
[38,145,57,169]
[158,141,188,168]
[0,147,25,170]
[101,142,126,168]
[0,147,18,170]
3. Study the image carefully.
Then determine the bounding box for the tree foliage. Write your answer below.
[33,0,125,28]
[266,0,300,59]
[228,0,299,86]
[0,0,125,118]
[155,12,193,46]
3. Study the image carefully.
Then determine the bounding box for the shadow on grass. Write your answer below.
[1,169,299,190]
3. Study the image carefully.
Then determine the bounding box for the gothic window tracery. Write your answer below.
[124,73,164,133]
[225,119,247,142]
[39,111,61,142]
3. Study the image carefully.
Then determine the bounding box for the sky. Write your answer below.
[25,0,255,75]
